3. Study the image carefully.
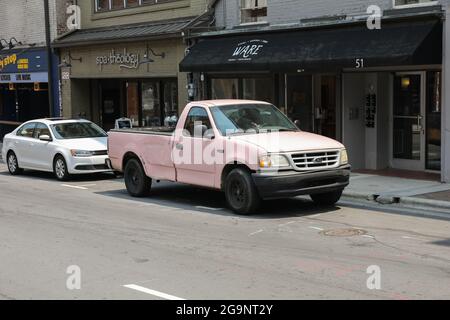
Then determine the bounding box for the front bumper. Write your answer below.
[67,155,113,174]
[252,165,351,200]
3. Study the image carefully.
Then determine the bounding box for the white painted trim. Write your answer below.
[392,0,439,9]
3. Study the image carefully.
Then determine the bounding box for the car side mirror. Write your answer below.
[39,134,52,142]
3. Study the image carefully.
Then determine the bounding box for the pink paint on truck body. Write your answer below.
[108,100,351,214]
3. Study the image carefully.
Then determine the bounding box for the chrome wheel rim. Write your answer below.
[55,159,66,179]
[8,154,17,172]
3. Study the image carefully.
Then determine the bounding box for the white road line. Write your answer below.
[61,184,88,190]
[278,221,296,228]
[309,226,324,231]
[402,236,422,240]
[309,214,322,218]
[79,184,96,188]
[249,229,264,237]
[362,235,375,239]
[123,284,185,300]
[195,206,224,211]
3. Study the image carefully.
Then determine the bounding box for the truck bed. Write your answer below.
[109,126,175,136]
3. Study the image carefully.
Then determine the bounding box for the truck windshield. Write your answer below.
[51,122,107,139]
[210,104,299,136]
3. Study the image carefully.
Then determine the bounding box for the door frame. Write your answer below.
[390,71,426,171]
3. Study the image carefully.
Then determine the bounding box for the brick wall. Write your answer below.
[214,0,445,29]
[0,0,61,47]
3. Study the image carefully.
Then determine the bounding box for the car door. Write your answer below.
[30,122,54,171]
[14,122,37,168]
[173,107,217,188]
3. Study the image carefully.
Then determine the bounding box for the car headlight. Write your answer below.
[259,154,291,169]
[340,149,349,165]
[71,150,94,157]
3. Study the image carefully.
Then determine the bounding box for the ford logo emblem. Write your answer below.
[313,157,323,164]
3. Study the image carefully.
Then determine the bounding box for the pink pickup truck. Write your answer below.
[108,100,350,214]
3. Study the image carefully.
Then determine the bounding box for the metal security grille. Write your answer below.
[291,150,340,170]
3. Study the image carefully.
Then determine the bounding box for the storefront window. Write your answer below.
[286,75,313,132]
[111,0,125,10]
[126,82,139,127]
[163,81,179,126]
[211,79,239,99]
[126,0,140,7]
[142,81,161,127]
[242,78,274,103]
[426,71,441,171]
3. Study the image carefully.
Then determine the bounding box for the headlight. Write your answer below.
[259,154,291,169]
[340,149,349,165]
[71,150,94,157]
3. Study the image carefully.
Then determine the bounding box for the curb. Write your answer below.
[400,196,450,211]
[343,190,450,212]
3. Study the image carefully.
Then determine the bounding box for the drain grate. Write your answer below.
[320,228,367,237]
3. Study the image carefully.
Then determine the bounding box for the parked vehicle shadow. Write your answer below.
[96,181,341,219]
[0,169,117,182]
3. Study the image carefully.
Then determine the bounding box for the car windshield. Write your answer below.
[51,122,107,139]
[210,104,299,136]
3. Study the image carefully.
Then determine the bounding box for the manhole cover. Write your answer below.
[320,228,367,237]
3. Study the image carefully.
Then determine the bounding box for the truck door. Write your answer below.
[173,107,217,188]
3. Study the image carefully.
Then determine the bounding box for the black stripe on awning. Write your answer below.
[180,19,442,73]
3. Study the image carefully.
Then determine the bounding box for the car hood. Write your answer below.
[55,137,108,151]
[231,131,344,153]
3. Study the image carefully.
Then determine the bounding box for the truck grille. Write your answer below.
[291,150,340,170]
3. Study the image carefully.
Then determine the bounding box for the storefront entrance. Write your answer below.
[391,71,441,172]
[392,72,426,171]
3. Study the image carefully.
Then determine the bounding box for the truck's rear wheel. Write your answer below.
[225,168,261,215]
[124,158,152,197]
[310,190,343,206]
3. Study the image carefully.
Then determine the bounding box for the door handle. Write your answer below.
[175,143,183,151]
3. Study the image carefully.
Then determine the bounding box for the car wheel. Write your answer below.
[224,168,261,215]
[310,190,343,206]
[53,155,70,181]
[7,151,23,175]
[124,158,151,197]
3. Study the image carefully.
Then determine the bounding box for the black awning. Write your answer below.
[180,19,442,73]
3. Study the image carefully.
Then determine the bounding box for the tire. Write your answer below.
[6,151,23,175]
[53,155,70,181]
[224,168,261,215]
[124,158,152,197]
[310,190,343,206]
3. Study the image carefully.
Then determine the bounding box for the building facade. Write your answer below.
[54,0,214,131]
[180,0,450,182]
[0,0,61,139]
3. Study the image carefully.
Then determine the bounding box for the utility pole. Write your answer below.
[44,0,54,117]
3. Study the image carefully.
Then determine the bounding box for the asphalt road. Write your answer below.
[0,163,450,300]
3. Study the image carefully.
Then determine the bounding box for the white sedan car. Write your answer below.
[1,118,113,181]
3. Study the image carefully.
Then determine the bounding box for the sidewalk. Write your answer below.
[343,172,450,212]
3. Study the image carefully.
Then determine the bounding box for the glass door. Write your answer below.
[392,72,426,171]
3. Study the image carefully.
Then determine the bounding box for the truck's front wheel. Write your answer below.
[310,190,343,207]
[225,168,261,215]
[124,158,152,197]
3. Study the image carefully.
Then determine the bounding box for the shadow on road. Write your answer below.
[0,169,117,182]
[95,181,341,219]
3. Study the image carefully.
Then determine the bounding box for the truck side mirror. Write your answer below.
[294,120,301,129]
[204,129,215,140]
